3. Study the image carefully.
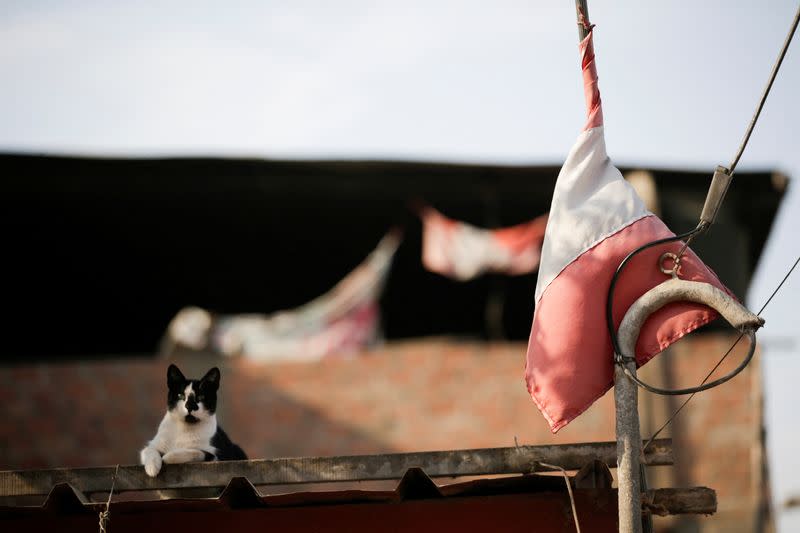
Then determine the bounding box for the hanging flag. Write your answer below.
[164,230,402,362]
[420,205,548,281]
[525,26,732,432]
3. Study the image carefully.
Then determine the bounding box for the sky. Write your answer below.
[2,0,799,528]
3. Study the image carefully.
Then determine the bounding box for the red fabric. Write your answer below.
[525,215,732,432]
[492,215,549,255]
[580,30,603,132]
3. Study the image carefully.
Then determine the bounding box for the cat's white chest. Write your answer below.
[154,413,217,453]
[173,426,210,449]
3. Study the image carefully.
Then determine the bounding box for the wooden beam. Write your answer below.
[0,439,672,497]
[644,487,717,516]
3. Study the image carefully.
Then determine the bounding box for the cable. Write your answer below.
[755,255,800,316]
[644,254,800,451]
[622,329,758,396]
[729,4,800,175]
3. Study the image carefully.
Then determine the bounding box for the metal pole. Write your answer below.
[614,361,644,533]
[574,2,643,531]
[575,0,591,40]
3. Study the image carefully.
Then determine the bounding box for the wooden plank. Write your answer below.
[0,439,672,497]
[643,487,717,516]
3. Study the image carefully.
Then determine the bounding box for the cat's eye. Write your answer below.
[177,393,185,400]
[197,395,204,402]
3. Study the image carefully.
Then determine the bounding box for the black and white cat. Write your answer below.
[140,364,247,477]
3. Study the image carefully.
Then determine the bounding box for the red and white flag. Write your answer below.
[525,26,732,432]
[420,205,548,281]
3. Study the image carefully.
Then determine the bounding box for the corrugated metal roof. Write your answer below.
[1,467,716,533]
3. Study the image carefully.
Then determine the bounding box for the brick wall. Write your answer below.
[0,335,767,531]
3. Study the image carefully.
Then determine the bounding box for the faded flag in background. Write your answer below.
[164,230,402,362]
[420,205,548,281]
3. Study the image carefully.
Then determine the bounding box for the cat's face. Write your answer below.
[166,364,220,424]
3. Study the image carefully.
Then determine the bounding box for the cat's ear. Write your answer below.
[167,364,186,387]
[200,367,220,391]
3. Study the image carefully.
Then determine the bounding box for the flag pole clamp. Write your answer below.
[699,166,734,227]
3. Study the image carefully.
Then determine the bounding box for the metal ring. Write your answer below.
[659,252,680,277]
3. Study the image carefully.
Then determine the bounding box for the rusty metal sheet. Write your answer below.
[0,439,673,497]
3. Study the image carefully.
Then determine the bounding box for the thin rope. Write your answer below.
[729,3,800,175]
[98,464,120,533]
[644,254,800,452]
[538,462,582,533]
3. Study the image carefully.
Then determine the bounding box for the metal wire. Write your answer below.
[622,330,758,395]
[674,4,797,261]
[728,3,800,175]
[755,255,800,315]
[674,221,709,264]
[538,462,582,533]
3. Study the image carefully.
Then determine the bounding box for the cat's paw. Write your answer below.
[141,448,163,477]
[162,448,206,464]
[145,457,162,477]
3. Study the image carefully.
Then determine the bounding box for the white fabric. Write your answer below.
[425,223,527,281]
[534,126,650,302]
